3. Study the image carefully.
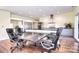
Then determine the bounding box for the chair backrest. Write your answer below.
[6,28,18,41]
[15,26,24,36]
[50,28,62,49]
[54,28,63,43]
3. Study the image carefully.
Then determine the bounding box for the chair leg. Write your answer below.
[11,43,19,53]
[47,49,52,53]
[10,46,17,53]
[10,40,27,53]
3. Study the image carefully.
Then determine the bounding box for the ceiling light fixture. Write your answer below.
[50,14,54,19]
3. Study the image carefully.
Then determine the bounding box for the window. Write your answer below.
[74,15,79,42]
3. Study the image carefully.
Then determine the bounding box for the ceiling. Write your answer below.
[0,6,73,18]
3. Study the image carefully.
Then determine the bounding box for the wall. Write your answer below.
[73,6,79,15]
[0,10,11,40]
[54,11,75,27]
[40,11,75,28]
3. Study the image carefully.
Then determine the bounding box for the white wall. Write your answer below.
[40,11,75,28]
[73,6,79,15]
[54,12,75,27]
[0,10,11,40]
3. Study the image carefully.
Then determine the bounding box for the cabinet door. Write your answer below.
[11,20,23,28]
[24,22,32,29]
